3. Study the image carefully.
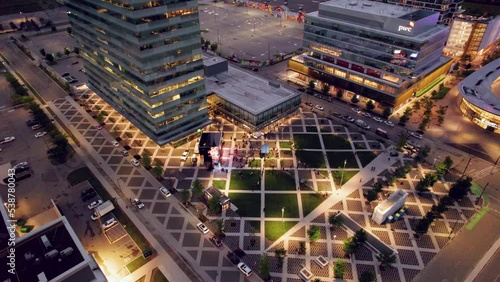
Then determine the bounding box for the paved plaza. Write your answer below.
[45,89,481,282]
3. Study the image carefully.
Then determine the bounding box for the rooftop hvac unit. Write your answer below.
[60,247,74,258]
[24,252,35,261]
[44,249,59,260]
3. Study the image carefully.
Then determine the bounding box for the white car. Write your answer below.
[131,158,140,167]
[237,262,253,277]
[34,131,47,138]
[363,124,371,130]
[315,105,324,111]
[87,200,103,210]
[362,112,371,118]
[384,120,395,127]
[111,140,119,147]
[102,218,118,230]
[411,132,424,139]
[133,198,145,209]
[196,223,209,234]
[31,124,41,130]
[12,162,28,170]
[180,150,189,161]
[1,136,16,144]
[346,116,355,123]
[159,187,171,198]
[351,108,361,114]
[373,117,383,122]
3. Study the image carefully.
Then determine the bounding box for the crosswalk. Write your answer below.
[468,166,499,180]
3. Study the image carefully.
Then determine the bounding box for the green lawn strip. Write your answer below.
[295,150,326,168]
[331,170,358,185]
[357,151,377,167]
[301,194,327,217]
[416,76,445,97]
[326,152,358,168]
[431,87,450,99]
[471,181,490,203]
[45,106,80,146]
[265,194,299,218]
[279,141,291,148]
[466,206,490,230]
[265,171,296,191]
[264,221,298,241]
[151,268,169,282]
[248,159,261,168]
[247,220,261,233]
[67,167,151,252]
[229,193,261,217]
[14,71,46,105]
[293,134,322,149]
[212,180,226,190]
[322,134,351,149]
[126,256,148,273]
[229,169,260,190]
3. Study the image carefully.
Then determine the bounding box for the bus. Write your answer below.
[375,128,389,139]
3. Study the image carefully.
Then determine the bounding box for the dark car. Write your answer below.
[252,68,259,72]
[306,89,314,95]
[227,252,240,264]
[209,236,223,247]
[71,61,79,65]
[298,87,305,92]
[305,102,313,107]
[81,188,95,197]
[332,112,342,118]
[390,151,399,157]
[81,191,96,202]
[26,119,38,126]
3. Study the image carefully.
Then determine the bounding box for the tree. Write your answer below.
[299,241,306,255]
[45,53,54,62]
[274,248,287,266]
[403,107,413,117]
[321,83,330,95]
[328,213,343,229]
[415,217,432,234]
[210,43,218,52]
[435,162,448,177]
[351,96,359,104]
[258,253,271,280]
[449,177,472,201]
[336,89,343,99]
[353,229,367,245]
[415,145,431,163]
[334,259,347,278]
[66,27,72,34]
[307,225,321,242]
[413,101,421,110]
[381,108,391,119]
[208,195,220,213]
[141,151,152,167]
[342,237,357,255]
[39,48,46,56]
[394,166,407,178]
[180,189,191,205]
[443,156,453,170]
[73,47,80,54]
[399,114,409,125]
[366,100,375,110]
[376,252,397,268]
[396,135,407,152]
[359,271,376,282]
[372,182,383,193]
[214,219,225,235]
[151,160,163,179]
[308,80,315,91]
[366,190,378,202]
[191,178,204,198]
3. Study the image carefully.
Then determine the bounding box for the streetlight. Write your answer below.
[333,235,337,241]
[339,160,347,189]
[433,158,437,167]
[282,207,284,222]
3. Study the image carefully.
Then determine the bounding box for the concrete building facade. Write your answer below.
[64,0,211,145]
[290,0,451,110]
[373,0,463,24]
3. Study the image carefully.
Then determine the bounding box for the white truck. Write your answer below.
[91,200,114,221]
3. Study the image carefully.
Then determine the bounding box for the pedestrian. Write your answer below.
[360,178,362,183]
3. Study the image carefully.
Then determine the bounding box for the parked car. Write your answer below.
[1,136,16,144]
[31,124,41,130]
[196,223,209,234]
[362,112,371,118]
[298,87,305,92]
[305,102,313,107]
[315,105,324,111]
[237,262,253,277]
[227,252,240,264]
[384,120,395,127]
[34,131,47,138]
[71,61,79,65]
[111,140,119,147]
[306,89,314,95]
[373,117,383,122]
[81,188,95,197]
[102,218,117,230]
[351,108,361,114]
[345,116,355,123]
[180,150,189,161]
[313,93,322,99]
[131,159,140,167]
[390,151,399,157]
[12,162,28,170]
[61,72,70,77]
[120,149,129,157]
[411,132,423,139]
[87,200,103,210]
[332,112,342,118]
[26,119,38,126]
[133,198,145,209]
[96,125,103,130]
[159,187,171,198]
[81,191,96,202]
[209,236,223,247]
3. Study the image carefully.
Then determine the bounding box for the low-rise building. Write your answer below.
[204,186,231,212]
[372,189,408,224]
[205,57,301,132]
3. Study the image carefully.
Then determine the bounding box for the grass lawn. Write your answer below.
[322,134,351,149]
[357,151,377,167]
[248,159,261,168]
[68,167,151,252]
[212,180,226,190]
[152,268,169,282]
[279,141,292,148]
[293,134,322,149]
[265,171,296,191]
[326,152,358,168]
[265,221,298,241]
[265,194,299,218]
[332,170,358,185]
[301,194,328,217]
[247,220,261,233]
[229,193,261,217]
[295,150,326,168]
[229,170,260,190]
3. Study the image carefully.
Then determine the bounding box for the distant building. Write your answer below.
[443,15,500,59]
[0,198,106,282]
[204,186,231,212]
[204,57,301,131]
[457,58,500,133]
[290,0,452,110]
[372,189,408,224]
[372,0,463,25]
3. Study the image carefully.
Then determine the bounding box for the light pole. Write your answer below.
[339,160,347,188]
[475,182,489,205]
[282,207,284,222]
[433,158,437,167]
[460,157,472,179]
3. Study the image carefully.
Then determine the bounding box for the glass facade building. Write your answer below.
[64,0,211,145]
[377,0,463,24]
[296,0,449,108]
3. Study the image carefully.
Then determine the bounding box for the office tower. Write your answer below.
[374,0,463,24]
[64,0,210,145]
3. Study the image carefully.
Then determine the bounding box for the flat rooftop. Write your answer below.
[379,190,407,212]
[205,66,300,115]
[320,0,432,19]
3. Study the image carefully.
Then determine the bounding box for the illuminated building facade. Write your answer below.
[64,0,211,145]
[458,58,500,133]
[291,0,450,109]
[373,0,463,24]
[443,15,500,59]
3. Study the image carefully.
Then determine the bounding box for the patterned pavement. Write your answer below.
[50,90,479,282]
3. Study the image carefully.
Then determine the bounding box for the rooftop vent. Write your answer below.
[485,71,494,77]
[348,1,358,6]
[362,2,372,7]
